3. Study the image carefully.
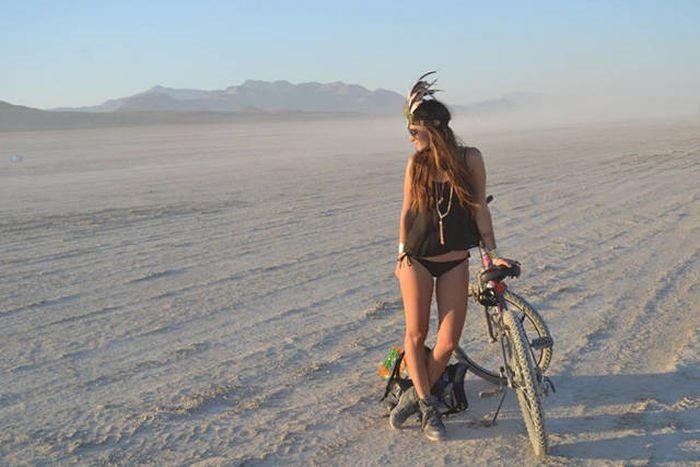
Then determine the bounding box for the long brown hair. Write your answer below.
[409,101,479,213]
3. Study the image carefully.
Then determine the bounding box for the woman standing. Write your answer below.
[391,72,515,441]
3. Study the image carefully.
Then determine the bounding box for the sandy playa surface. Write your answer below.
[1,117,699,465]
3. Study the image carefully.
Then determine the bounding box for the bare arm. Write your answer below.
[398,156,414,245]
[395,157,415,276]
[465,147,497,251]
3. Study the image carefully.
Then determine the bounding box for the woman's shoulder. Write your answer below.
[458,145,483,167]
[406,152,416,166]
[459,145,482,156]
[404,153,417,175]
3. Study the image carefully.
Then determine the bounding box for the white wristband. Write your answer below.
[398,242,405,254]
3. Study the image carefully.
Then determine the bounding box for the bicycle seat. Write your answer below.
[479,265,521,286]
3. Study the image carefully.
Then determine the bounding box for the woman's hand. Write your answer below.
[492,256,520,269]
[395,254,413,278]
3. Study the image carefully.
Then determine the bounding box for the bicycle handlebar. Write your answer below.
[479,264,521,287]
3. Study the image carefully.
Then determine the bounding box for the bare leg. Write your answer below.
[397,259,434,400]
[427,260,469,386]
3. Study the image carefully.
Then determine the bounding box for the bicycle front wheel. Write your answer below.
[504,308,548,458]
[454,289,552,385]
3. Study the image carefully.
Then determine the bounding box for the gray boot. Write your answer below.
[418,395,446,441]
[389,386,419,429]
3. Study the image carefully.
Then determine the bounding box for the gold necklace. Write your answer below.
[434,181,453,245]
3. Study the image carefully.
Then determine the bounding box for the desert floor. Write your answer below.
[1,117,699,465]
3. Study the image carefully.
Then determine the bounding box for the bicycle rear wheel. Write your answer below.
[454,289,551,385]
[504,308,548,458]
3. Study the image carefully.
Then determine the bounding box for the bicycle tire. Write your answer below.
[505,290,552,373]
[504,308,548,458]
[454,289,551,385]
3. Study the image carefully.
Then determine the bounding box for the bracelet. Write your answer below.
[398,242,405,254]
[485,248,499,259]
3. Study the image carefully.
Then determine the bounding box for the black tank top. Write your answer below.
[404,149,481,257]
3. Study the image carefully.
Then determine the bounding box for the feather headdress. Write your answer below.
[404,70,440,123]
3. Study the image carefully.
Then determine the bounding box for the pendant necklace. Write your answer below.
[434,181,453,245]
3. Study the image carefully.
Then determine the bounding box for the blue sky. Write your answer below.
[2,0,699,114]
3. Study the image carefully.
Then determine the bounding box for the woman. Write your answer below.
[390,72,516,441]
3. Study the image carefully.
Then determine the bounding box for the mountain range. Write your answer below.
[51,80,548,116]
[1,79,552,131]
[53,80,406,114]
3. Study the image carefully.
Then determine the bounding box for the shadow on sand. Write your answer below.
[464,366,700,461]
[544,367,700,462]
[378,366,700,462]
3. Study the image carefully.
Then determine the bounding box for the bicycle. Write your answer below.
[453,222,555,458]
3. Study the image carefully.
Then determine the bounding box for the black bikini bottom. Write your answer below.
[413,255,468,278]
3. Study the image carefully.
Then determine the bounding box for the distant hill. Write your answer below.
[0,100,365,132]
[53,80,406,114]
[0,100,98,131]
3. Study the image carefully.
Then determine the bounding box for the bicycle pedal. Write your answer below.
[478,387,504,399]
[530,336,553,349]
